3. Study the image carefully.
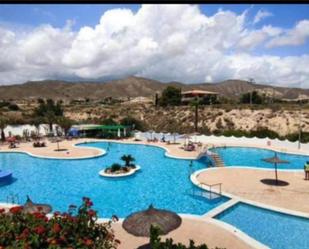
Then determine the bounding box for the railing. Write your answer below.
[192,182,222,200]
[199,182,222,199]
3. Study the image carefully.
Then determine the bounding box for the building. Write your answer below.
[181,90,219,104]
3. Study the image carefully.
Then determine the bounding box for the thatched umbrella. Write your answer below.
[179,134,192,146]
[122,205,182,237]
[190,132,200,143]
[262,152,289,185]
[55,137,62,151]
[23,196,52,214]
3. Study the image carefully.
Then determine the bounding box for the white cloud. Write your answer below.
[0,4,308,88]
[267,20,309,48]
[253,9,272,24]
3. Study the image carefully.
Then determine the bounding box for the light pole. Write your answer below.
[248,78,255,105]
[298,108,302,149]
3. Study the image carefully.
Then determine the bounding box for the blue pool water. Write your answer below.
[215,202,309,249]
[212,147,308,170]
[0,142,228,218]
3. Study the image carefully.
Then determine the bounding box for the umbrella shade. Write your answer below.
[262,156,289,164]
[23,196,52,214]
[179,134,192,139]
[262,152,289,184]
[122,205,182,237]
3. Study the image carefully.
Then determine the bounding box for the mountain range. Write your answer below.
[0,76,308,101]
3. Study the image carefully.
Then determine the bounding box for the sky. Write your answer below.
[0,4,308,88]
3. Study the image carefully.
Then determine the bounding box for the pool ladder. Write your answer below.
[6,193,19,204]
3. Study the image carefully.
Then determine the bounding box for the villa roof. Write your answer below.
[181,90,218,95]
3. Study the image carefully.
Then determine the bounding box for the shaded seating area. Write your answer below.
[70,124,131,139]
[33,141,46,147]
[261,152,290,186]
[123,205,182,237]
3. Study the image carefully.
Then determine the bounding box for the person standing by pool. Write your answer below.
[304,161,309,180]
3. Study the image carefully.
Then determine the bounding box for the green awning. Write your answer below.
[81,125,129,131]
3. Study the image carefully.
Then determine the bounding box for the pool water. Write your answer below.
[212,147,308,170]
[215,202,309,249]
[0,142,228,218]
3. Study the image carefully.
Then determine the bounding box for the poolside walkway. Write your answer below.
[196,167,309,213]
[111,216,253,249]
[0,138,202,159]
[0,138,103,159]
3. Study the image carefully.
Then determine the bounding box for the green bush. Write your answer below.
[120,116,146,132]
[110,163,122,172]
[159,86,182,106]
[8,103,19,111]
[0,198,119,248]
[149,225,213,249]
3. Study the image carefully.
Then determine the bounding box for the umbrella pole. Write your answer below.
[57,141,59,151]
[275,163,278,185]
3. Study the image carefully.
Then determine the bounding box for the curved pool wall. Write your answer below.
[215,202,309,249]
[212,147,309,170]
[0,142,228,218]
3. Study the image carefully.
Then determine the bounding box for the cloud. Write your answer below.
[267,20,309,48]
[0,4,308,88]
[253,9,272,24]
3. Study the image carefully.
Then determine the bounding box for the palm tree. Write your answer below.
[57,117,73,136]
[121,154,135,167]
[45,111,56,134]
[0,117,8,142]
[190,98,200,133]
[31,117,43,136]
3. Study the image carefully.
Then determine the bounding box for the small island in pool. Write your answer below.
[99,154,140,177]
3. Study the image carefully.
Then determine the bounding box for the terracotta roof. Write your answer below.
[181,90,218,95]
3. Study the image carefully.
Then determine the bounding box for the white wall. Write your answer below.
[3,124,61,137]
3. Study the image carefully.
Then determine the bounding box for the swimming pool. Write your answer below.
[215,202,309,249]
[0,142,228,218]
[212,147,308,170]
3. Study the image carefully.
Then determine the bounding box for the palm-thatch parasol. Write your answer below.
[122,205,182,237]
[23,196,52,214]
[179,134,192,145]
[190,132,200,143]
[262,152,289,185]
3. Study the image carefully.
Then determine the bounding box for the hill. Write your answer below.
[0,76,308,101]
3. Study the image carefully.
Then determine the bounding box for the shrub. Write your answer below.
[8,103,19,111]
[110,163,122,172]
[120,116,146,132]
[149,225,212,249]
[0,198,119,248]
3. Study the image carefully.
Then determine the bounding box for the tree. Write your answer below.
[30,117,44,136]
[34,99,64,133]
[57,117,73,136]
[121,154,135,167]
[240,91,263,104]
[0,117,8,142]
[120,116,146,131]
[101,118,117,126]
[159,86,182,106]
[190,98,201,132]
